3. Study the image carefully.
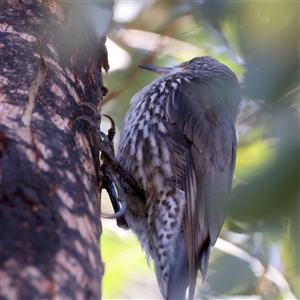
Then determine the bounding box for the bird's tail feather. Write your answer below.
[166,231,189,300]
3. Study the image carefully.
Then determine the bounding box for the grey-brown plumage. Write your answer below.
[117,56,241,299]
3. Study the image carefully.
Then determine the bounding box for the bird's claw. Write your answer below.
[80,102,101,120]
[101,201,127,219]
[102,114,116,143]
[75,115,97,127]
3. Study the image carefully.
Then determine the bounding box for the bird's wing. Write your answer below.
[165,79,239,299]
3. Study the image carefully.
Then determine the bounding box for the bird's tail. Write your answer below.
[166,231,189,300]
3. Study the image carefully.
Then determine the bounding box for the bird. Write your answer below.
[117,56,241,299]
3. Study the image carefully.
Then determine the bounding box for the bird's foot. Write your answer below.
[75,102,128,226]
[76,102,116,160]
[101,167,129,229]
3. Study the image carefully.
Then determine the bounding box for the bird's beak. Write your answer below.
[139,65,172,75]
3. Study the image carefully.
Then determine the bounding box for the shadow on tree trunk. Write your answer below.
[0,1,113,299]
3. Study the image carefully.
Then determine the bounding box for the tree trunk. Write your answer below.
[0,1,113,299]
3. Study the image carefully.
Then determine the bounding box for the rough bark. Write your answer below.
[0,1,112,299]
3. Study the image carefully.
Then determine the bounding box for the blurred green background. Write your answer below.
[99,1,299,299]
